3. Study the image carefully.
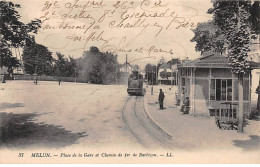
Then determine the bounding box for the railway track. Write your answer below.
[121,96,173,150]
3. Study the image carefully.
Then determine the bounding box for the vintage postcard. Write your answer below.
[0,0,260,164]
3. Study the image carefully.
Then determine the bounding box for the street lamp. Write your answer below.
[74,67,77,83]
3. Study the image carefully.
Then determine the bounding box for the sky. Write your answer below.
[12,0,213,68]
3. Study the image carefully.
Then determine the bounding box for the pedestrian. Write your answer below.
[158,89,165,109]
[185,97,190,107]
[183,97,190,114]
[1,75,5,83]
[34,77,37,85]
[256,83,260,114]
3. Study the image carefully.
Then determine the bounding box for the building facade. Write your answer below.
[158,62,176,85]
[177,53,260,117]
[119,55,133,84]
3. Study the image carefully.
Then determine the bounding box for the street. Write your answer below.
[0,81,259,153]
[122,96,173,150]
[0,81,177,151]
[0,81,140,150]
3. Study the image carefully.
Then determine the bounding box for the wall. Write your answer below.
[194,78,210,116]
[13,75,88,83]
[193,68,251,116]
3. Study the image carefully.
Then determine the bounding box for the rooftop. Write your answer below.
[178,53,260,69]
[120,62,132,68]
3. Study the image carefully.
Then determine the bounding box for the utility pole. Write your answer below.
[151,69,153,95]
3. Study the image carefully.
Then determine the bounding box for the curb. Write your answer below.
[143,93,175,138]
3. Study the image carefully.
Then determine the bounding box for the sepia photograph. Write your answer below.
[0,0,260,164]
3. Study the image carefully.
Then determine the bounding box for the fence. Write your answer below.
[13,74,89,83]
[215,102,239,130]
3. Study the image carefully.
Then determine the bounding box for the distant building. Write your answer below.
[158,62,179,85]
[120,62,132,74]
[13,60,24,75]
[158,62,172,85]
[177,53,260,117]
[119,55,133,83]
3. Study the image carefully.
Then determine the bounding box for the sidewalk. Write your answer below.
[144,85,260,152]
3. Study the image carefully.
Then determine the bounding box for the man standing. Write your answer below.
[58,78,61,85]
[158,89,165,109]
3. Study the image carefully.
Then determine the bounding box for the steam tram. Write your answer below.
[127,71,144,96]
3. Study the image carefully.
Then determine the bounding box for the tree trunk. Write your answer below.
[258,34,260,115]
[238,76,244,132]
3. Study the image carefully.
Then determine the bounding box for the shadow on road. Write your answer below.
[233,135,260,151]
[147,102,157,106]
[0,102,24,110]
[0,112,87,149]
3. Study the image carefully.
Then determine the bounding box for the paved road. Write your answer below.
[122,96,173,150]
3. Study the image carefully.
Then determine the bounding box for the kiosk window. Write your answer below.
[211,79,232,101]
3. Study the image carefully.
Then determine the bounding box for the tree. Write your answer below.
[68,56,77,77]
[0,1,41,72]
[22,43,53,75]
[5,56,20,74]
[76,47,119,84]
[145,63,156,84]
[191,21,225,54]
[167,58,181,66]
[100,51,118,84]
[54,53,76,77]
[54,53,67,77]
[157,56,166,68]
[250,1,260,35]
[208,0,256,132]
[0,45,20,73]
